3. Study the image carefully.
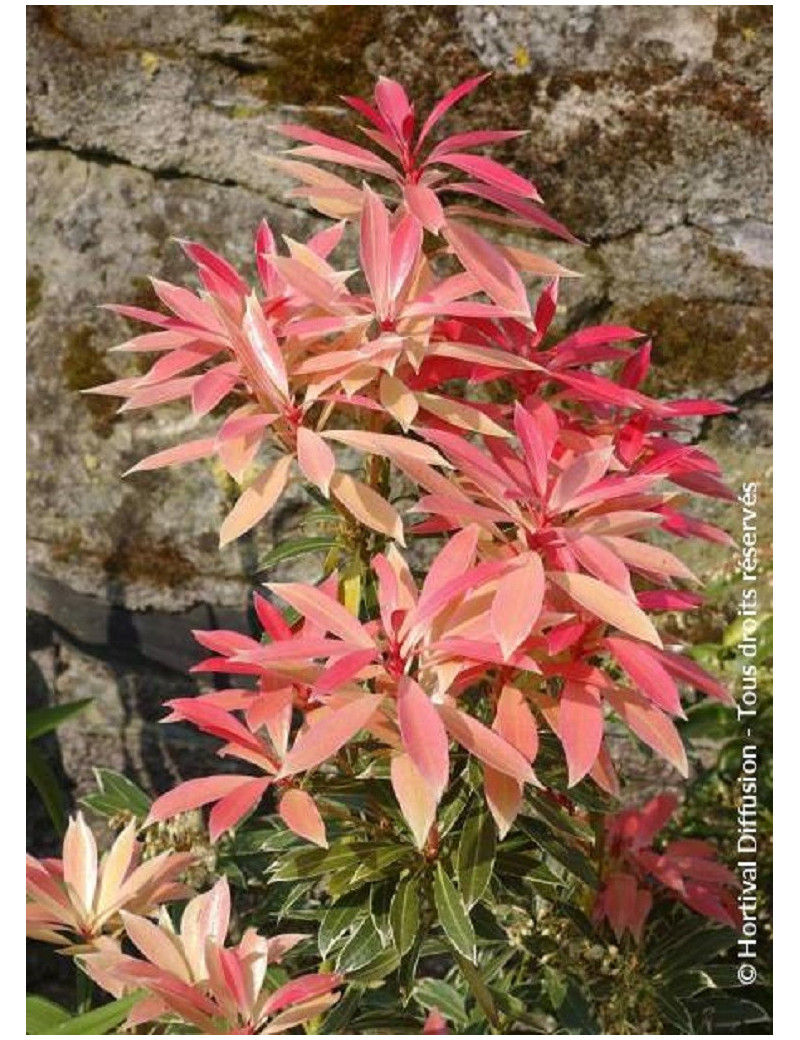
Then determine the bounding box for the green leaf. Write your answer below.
[701,995,771,1029]
[318,892,367,959]
[256,536,340,572]
[654,992,692,1032]
[414,978,467,1024]
[336,917,385,973]
[433,861,476,962]
[456,810,496,908]
[51,993,142,1034]
[270,841,377,882]
[352,1009,422,1032]
[526,792,595,839]
[543,966,568,1010]
[557,978,600,1034]
[347,946,401,984]
[650,923,735,975]
[455,951,499,1028]
[350,846,416,885]
[390,874,421,956]
[27,699,92,742]
[26,995,69,1034]
[516,818,598,886]
[26,743,66,834]
[438,777,471,837]
[471,902,508,943]
[320,985,363,1034]
[81,768,152,820]
[495,849,562,887]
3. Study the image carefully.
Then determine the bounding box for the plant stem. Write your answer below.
[75,964,93,1015]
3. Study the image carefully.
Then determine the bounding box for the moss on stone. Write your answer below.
[61,326,119,438]
[27,270,43,321]
[232,5,387,106]
[623,294,772,394]
[101,536,196,588]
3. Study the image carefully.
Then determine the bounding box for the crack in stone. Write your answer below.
[26,135,243,191]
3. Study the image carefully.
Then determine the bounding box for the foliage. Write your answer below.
[26,74,770,1034]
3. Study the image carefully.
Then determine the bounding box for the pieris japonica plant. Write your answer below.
[28,74,743,1035]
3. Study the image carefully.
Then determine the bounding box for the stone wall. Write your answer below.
[26,5,772,831]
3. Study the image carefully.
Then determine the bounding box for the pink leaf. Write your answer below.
[243,294,289,401]
[209,778,271,842]
[124,438,216,476]
[275,123,397,176]
[657,650,733,705]
[403,184,445,232]
[445,221,530,318]
[296,427,336,496]
[397,677,450,799]
[360,187,391,317]
[388,213,423,300]
[391,753,437,849]
[549,572,662,648]
[267,581,373,648]
[280,695,383,776]
[438,705,535,784]
[606,637,683,716]
[279,789,328,848]
[330,472,405,545]
[191,366,240,417]
[147,776,259,825]
[491,553,545,659]
[436,153,540,200]
[606,686,688,776]
[558,681,604,786]
[262,972,342,1018]
[417,73,491,147]
[219,455,294,547]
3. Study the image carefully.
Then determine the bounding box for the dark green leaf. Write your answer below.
[433,862,476,962]
[26,743,66,834]
[557,979,600,1034]
[701,995,771,1028]
[438,777,471,837]
[456,810,495,908]
[390,874,422,956]
[516,818,598,886]
[353,1010,423,1032]
[654,992,692,1032]
[320,985,363,1034]
[27,699,92,742]
[370,880,394,941]
[471,902,508,943]
[650,923,735,975]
